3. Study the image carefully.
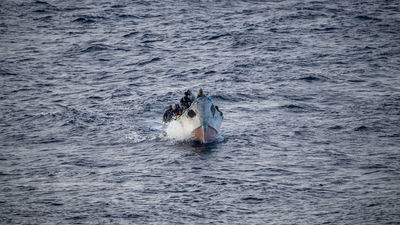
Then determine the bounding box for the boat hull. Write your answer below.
[177,97,223,143]
[191,125,218,143]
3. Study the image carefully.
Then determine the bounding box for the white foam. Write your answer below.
[138,120,164,131]
[126,131,146,143]
[166,120,191,141]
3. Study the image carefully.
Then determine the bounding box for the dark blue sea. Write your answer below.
[1,0,400,224]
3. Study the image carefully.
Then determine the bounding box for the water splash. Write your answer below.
[126,131,146,143]
[166,120,191,141]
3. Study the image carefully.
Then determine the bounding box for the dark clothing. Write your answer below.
[180,96,192,109]
[216,106,223,117]
[197,90,204,98]
[163,108,173,123]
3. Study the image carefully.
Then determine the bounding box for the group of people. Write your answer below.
[163,89,205,123]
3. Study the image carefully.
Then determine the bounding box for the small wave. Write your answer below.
[359,163,388,170]
[73,14,106,24]
[34,0,51,5]
[0,68,17,76]
[204,70,216,75]
[140,33,164,43]
[87,96,103,100]
[328,125,343,130]
[209,94,230,101]
[298,75,321,82]
[30,1,60,14]
[278,103,321,113]
[118,14,138,19]
[355,15,382,21]
[61,159,122,168]
[73,17,95,23]
[142,39,162,44]
[33,9,48,14]
[37,137,64,144]
[207,33,231,41]
[280,104,303,109]
[322,27,337,31]
[123,31,139,38]
[137,57,161,66]
[312,27,337,32]
[63,7,90,12]
[33,15,52,22]
[354,125,369,131]
[168,73,184,78]
[111,4,125,8]
[347,79,366,83]
[94,72,112,81]
[241,196,265,203]
[189,69,200,74]
[81,44,110,53]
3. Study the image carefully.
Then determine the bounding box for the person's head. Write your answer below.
[199,89,203,94]
[187,89,191,95]
[169,105,172,109]
[172,105,176,110]
[184,91,189,96]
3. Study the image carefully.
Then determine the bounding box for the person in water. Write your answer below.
[180,90,193,110]
[163,105,173,123]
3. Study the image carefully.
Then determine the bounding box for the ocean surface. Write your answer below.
[1,0,400,224]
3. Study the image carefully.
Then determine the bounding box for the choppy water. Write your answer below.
[1,0,400,224]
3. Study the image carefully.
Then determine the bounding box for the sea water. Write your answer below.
[1,0,399,224]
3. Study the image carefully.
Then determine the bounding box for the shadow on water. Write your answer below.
[178,135,226,154]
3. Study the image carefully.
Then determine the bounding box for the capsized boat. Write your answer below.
[177,96,223,143]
